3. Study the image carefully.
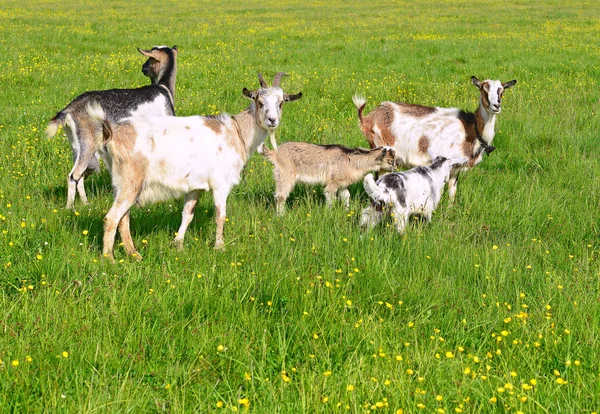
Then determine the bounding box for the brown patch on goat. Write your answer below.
[418,136,430,154]
[114,124,138,151]
[396,102,437,117]
[224,129,246,160]
[203,117,223,134]
[359,116,376,148]
[370,104,396,147]
[359,104,395,148]
[480,82,491,110]
[458,110,486,167]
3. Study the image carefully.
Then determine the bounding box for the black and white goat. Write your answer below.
[45,45,178,208]
[86,72,301,260]
[353,76,516,202]
[360,156,454,233]
[263,142,396,214]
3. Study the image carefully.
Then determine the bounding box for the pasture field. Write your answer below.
[1,0,600,412]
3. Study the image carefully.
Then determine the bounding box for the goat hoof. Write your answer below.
[130,252,143,261]
[173,239,184,250]
[214,241,225,250]
[102,253,116,264]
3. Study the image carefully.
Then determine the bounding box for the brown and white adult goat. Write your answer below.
[46,46,178,208]
[263,143,396,214]
[353,76,516,202]
[87,72,301,260]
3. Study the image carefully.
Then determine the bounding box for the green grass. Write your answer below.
[1,0,600,412]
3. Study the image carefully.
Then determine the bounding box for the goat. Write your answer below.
[263,142,396,214]
[353,76,516,202]
[360,156,454,234]
[45,45,178,209]
[86,72,302,260]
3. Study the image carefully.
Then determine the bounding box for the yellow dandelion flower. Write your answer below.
[489,396,497,404]
[62,351,69,358]
[323,371,332,377]
[346,384,354,391]
[12,360,19,367]
[445,351,454,358]
[436,395,443,401]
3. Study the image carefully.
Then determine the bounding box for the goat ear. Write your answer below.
[172,45,178,51]
[502,79,517,89]
[284,92,303,102]
[137,47,154,57]
[242,88,257,100]
[471,76,482,88]
[376,148,387,161]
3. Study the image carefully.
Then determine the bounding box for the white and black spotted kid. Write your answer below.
[360,156,455,233]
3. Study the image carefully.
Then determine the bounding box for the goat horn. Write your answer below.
[272,72,288,87]
[257,73,268,88]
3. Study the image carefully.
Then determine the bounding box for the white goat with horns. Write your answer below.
[87,72,301,260]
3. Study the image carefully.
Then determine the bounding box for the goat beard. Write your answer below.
[269,132,279,151]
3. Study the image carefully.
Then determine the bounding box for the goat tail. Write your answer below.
[86,102,113,146]
[363,173,385,202]
[352,95,367,121]
[45,111,67,139]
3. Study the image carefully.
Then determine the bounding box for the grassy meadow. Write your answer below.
[2,0,600,411]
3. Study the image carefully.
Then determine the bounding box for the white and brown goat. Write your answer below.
[353,76,516,202]
[46,45,178,208]
[86,72,301,260]
[263,142,396,214]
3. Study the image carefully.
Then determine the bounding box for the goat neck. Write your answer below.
[476,97,497,145]
[232,105,269,161]
[158,52,177,100]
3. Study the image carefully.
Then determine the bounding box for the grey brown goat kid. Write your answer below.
[263,142,396,214]
[45,45,178,208]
